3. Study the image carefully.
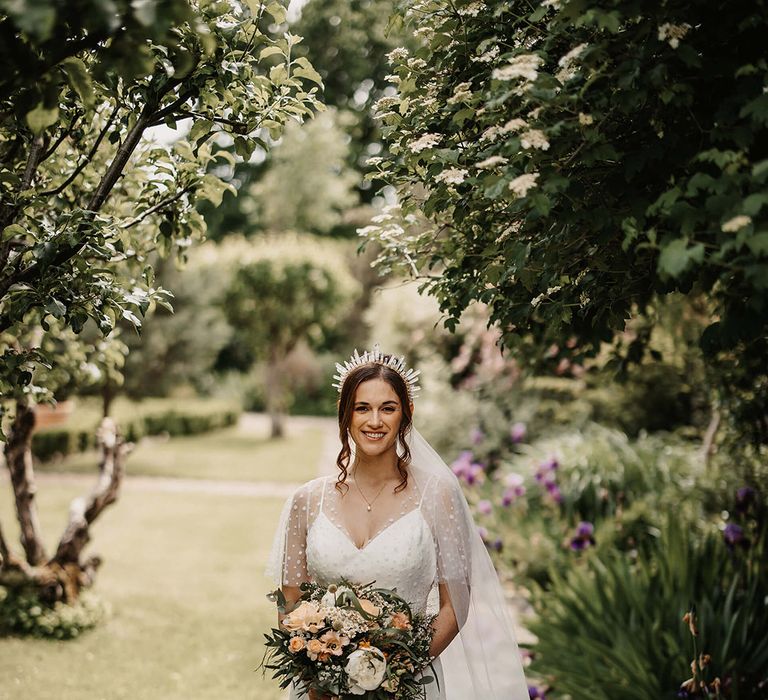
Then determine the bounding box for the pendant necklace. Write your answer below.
[352,471,389,512]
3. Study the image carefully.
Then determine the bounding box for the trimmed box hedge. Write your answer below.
[32,398,241,462]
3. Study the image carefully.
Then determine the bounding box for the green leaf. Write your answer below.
[61,57,95,109]
[292,57,323,86]
[44,298,66,319]
[26,102,59,135]
[2,224,26,241]
[264,1,287,24]
[746,232,768,256]
[260,46,284,60]
[658,239,704,277]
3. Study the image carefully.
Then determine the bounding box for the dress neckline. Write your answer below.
[315,509,423,552]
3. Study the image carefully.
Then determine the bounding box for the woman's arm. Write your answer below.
[277,584,303,627]
[428,583,459,658]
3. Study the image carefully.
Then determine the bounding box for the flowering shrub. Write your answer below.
[0,586,107,639]
[361,0,768,441]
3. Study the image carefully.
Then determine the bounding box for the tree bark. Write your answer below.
[701,407,720,470]
[264,359,286,438]
[4,400,47,566]
[53,417,131,568]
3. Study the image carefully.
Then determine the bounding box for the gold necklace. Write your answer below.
[352,472,389,512]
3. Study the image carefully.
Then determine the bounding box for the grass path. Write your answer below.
[0,413,338,700]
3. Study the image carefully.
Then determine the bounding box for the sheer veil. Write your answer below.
[404,427,529,700]
[265,425,529,699]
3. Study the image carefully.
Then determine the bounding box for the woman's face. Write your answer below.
[349,378,404,459]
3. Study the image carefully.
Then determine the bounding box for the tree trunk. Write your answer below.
[264,359,286,438]
[0,416,132,604]
[4,399,47,566]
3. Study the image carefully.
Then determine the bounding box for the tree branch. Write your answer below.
[121,185,195,229]
[3,400,47,566]
[40,111,82,163]
[149,88,198,126]
[53,417,133,566]
[39,104,119,199]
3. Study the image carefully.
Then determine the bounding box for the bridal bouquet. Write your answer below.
[261,580,438,699]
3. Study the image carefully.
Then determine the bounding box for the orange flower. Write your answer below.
[358,640,371,648]
[283,601,325,634]
[288,637,306,653]
[389,612,412,630]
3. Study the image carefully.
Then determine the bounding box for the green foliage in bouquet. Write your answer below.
[0,585,107,639]
[527,513,768,699]
[261,580,437,699]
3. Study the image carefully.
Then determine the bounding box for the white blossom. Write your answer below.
[480,125,504,142]
[372,95,399,114]
[408,133,443,153]
[502,118,528,133]
[520,129,550,150]
[475,155,508,169]
[508,172,540,197]
[578,112,594,125]
[721,215,752,232]
[365,156,384,167]
[472,45,500,63]
[414,26,434,39]
[447,81,473,104]
[435,167,469,184]
[658,23,692,49]
[492,54,542,82]
[458,1,485,16]
[384,73,401,84]
[558,43,588,68]
[386,47,409,64]
[407,57,427,70]
[541,0,561,8]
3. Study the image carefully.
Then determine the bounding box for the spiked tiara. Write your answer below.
[332,343,421,401]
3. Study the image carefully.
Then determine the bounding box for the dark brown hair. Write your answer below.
[335,359,413,494]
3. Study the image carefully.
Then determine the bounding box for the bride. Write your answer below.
[267,346,529,699]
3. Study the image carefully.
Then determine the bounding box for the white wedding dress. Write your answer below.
[268,429,530,700]
[281,474,446,699]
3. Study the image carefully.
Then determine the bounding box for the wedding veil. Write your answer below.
[404,427,529,700]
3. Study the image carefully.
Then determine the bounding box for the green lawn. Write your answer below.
[0,484,292,700]
[38,420,326,483]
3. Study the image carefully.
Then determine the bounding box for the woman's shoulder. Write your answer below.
[289,475,331,503]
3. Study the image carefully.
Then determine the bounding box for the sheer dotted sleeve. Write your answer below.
[421,474,473,586]
[265,478,323,588]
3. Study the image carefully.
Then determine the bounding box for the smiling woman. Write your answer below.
[265,346,529,700]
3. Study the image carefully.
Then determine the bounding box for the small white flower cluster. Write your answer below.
[495,221,522,243]
[541,0,561,9]
[408,133,442,153]
[384,73,401,84]
[372,95,399,115]
[504,118,528,132]
[530,285,562,308]
[556,42,588,83]
[435,167,469,185]
[386,47,409,64]
[480,118,527,143]
[475,155,508,169]
[458,1,485,16]
[520,129,550,150]
[447,81,473,104]
[578,112,594,126]
[721,215,752,232]
[414,26,434,39]
[492,54,542,83]
[407,57,427,70]
[324,606,369,638]
[508,172,539,198]
[658,22,692,49]
[365,156,384,167]
[472,45,500,63]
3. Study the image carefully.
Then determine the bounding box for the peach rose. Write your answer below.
[306,638,327,661]
[288,637,306,653]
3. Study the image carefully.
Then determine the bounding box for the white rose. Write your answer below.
[345,647,387,694]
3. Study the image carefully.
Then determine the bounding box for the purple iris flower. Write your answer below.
[542,456,559,471]
[569,521,596,551]
[477,499,493,516]
[510,422,527,443]
[723,522,749,550]
[528,685,547,699]
[550,486,563,504]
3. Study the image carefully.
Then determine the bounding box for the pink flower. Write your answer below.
[477,499,493,515]
[510,422,527,443]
